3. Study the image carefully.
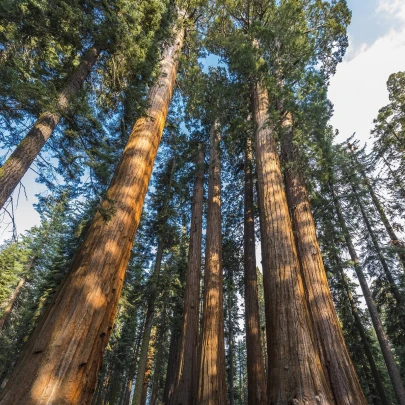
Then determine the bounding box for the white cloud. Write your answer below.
[328,6,405,147]
[377,0,405,22]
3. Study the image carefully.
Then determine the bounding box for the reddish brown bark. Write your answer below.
[171,145,204,405]
[197,122,227,405]
[251,78,333,404]
[0,19,185,405]
[243,136,267,405]
[280,112,367,405]
[139,326,157,405]
[0,44,101,210]
[149,309,167,405]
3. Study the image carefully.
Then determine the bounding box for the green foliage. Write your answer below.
[0,241,29,312]
[2,0,405,402]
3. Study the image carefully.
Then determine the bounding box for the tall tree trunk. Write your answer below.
[243,136,267,405]
[132,242,164,405]
[123,320,145,405]
[149,310,167,405]
[197,121,227,405]
[251,77,333,404]
[334,256,390,405]
[279,111,367,404]
[171,145,204,405]
[330,181,405,405]
[139,326,157,405]
[350,181,405,312]
[162,315,181,405]
[0,44,101,210]
[0,18,185,405]
[227,274,235,405]
[0,277,25,330]
[237,341,245,405]
[122,378,132,405]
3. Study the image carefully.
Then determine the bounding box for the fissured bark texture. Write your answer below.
[0,22,185,405]
[252,79,333,405]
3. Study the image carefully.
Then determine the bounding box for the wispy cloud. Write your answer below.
[377,0,405,23]
[328,1,405,146]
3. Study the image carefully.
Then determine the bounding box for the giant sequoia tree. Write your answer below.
[0,7,187,404]
[1,1,405,405]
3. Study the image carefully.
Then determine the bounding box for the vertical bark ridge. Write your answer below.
[280,111,367,405]
[171,146,204,405]
[252,78,333,405]
[139,326,157,405]
[197,121,227,405]
[0,19,185,405]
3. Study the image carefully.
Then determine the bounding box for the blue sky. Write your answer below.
[329,0,405,146]
[1,0,405,243]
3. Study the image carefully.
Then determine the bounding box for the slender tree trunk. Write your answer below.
[251,77,333,404]
[0,44,101,210]
[279,111,367,404]
[243,136,267,405]
[238,341,245,405]
[381,155,405,198]
[123,321,145,405]
[335,256,390,405]
[162,316,181,405]
[350,181,405,312]
[0,277,25,330]
[353,152,405,271]
[227,275,235,405]
[98,364,113,405]
[149,311,167,405]
[132,242,164,405]
[171,146,204,405]
[197,121,227,405]
[255,267,268,379]
[330,181,405,405]
[107,363,125,405]
[0,18,185,405]
[122,379,133,405]
[139,326,157,405]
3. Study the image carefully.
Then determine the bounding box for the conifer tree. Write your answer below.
[197,120,227,405]
[0,9,187,403]
[324,146,405,405]
[171,144,205,405]
[278,76,368,404]
[243,135,267,405]
[0,0,170,210]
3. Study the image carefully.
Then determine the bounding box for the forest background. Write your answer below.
[1,0,405,404]
[1,0,405,242]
